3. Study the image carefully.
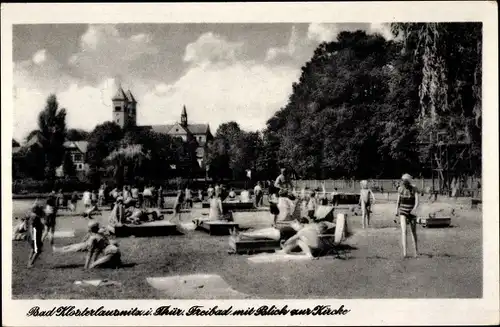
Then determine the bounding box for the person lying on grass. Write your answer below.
[52,221,121,269]
[230,217,310,242]
[277,220,333,258]
[123,203,162,225]
[231,219,334,258]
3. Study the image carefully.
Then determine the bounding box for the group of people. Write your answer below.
[107,184,165,210]
[235,169,420,259]
[17,169,420,270]
[17,200,121,269]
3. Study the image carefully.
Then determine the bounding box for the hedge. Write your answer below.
[12,178,94,195]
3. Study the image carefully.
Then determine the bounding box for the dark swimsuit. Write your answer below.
[398,185,417,220]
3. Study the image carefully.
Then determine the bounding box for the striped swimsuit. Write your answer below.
[398,185,416,218]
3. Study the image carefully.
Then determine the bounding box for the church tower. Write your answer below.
[181,105,188,127]
[126,90,137,128]
[112,86,129,129]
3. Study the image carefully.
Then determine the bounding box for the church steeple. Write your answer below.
[181,105,188,127]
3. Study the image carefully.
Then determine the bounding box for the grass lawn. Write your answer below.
[11,197,482,299]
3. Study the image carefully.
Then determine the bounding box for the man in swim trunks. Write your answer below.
[52,221,121,269]
[396,173,419,258]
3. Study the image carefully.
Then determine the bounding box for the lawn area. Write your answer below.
[11,197,482,299]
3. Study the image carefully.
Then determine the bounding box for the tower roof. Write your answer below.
[126,90,136,103]
[181,105,187,116]
[112,87,127,101]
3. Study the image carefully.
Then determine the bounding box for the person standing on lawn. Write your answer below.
[209,192,224,220]
[82,189,92,210]
[396,173,419,258]
[254,181,263,207]
[42,191,58,246]
[170,190,184,223]
[359,180,376,229]
[184,186,193,209]
[207,184,215,198]
[26,203,46,268]
[157,186,164,209]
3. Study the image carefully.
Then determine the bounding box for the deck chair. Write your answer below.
[317,213,349,259]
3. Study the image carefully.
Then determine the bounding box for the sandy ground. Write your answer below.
[10,197,482,299]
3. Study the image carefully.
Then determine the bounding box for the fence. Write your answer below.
[293,178,481,196]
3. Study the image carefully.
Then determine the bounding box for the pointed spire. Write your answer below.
[181,105,188,126]
[112,85,127,101]
[126,90,136,103]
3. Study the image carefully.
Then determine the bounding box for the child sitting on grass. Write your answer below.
[53,221,121,269]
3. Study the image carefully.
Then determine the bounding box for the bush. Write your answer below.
[13,177,94,194]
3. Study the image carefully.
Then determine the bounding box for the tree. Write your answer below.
[86,122,123,168]
[265,31,395,179]
[62,152,76,177]
[207,122,246,180]
[66,128,90,141]
[37,94,67,179]
[105,144,151,186]
[391,23,482,175]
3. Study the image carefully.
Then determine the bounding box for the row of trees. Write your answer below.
[14,23,482,185]
[85,122,200,186]
[13,95,201,186]
[207,23,482,181]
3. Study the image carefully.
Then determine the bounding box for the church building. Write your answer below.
[112,86,213,168]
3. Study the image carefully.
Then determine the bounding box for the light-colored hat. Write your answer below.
[401,173,412,181]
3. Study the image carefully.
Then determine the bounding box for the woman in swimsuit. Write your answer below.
[396,174,419,258]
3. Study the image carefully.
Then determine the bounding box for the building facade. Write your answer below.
[112,87,212,168]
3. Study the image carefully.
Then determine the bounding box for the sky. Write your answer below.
[12,23,393,142]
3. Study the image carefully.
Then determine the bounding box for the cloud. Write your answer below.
[14,49,72,94]
[69,25,159,82]
[13,74,121,140]
[307,23,342,43]
[32,49,47,65]
[184,32,244,65]
[140,61,300,133]
[307,23,394,43]
[12,25,309,140]
[369,23,394,40]
[265,26,301,61]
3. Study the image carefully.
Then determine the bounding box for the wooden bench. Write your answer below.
[229,237,281,254]
[197,220,239,236]
[471,198,482,209]
[230,213,348,257]
[114,221,178,237]
[417,217,452,228]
